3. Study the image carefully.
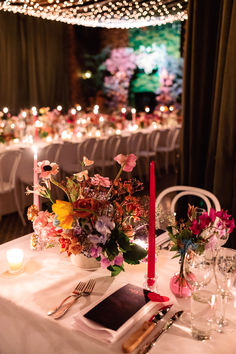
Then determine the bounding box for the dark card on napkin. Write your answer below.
[84,283,150,331]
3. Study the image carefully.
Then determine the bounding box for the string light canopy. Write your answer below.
[0,0,188,28]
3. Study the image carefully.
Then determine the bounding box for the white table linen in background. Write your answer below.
[0,234,235,354]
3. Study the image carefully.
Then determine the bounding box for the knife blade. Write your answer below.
[122,305,172,353]
[138,310,184,354]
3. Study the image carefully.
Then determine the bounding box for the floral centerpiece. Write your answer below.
[167,205,235,297]
[27,154,148,276]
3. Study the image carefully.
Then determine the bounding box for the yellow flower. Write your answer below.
[52,200,74,229]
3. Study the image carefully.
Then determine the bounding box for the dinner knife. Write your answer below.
[138,310,184,354]
[122,305,172,353]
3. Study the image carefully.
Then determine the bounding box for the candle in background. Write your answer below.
[147,160,156,286]
[33,146,39,209]
[6,248,24,274]
[131,108,136,124]
[121,107,126,120]
[57,105,62,112]
[32,106,38,141]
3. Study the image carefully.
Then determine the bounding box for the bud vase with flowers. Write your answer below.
[167,205,235,298]
[27,154,148,276]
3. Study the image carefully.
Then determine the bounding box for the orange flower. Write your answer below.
[73,198,99,218]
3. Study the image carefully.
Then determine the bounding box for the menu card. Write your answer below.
[84,283,150,330]
[73,283,156,343]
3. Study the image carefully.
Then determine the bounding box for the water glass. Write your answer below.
[191,289,216,340]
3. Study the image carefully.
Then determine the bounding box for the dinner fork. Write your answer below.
[47,281,87,316]
[53,279,96,320]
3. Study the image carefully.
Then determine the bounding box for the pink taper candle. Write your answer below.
[33,147,39,209]
[147,161,155,285]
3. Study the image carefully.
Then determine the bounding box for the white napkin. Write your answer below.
[72,291,156,344]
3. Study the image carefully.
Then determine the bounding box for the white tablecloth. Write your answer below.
[0,235,235,354]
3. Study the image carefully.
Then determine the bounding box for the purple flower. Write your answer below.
[88,234,100,244]
[95,216,115,235]
[114,254,124,266]
[88,233,108,245]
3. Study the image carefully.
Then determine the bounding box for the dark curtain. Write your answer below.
[181,0,236,248]
[0,12,71,113]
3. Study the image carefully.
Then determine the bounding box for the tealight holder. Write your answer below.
[6,248,24,274]
[143,275,158,293]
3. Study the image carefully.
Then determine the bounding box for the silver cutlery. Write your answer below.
[122,304,172,353]
[47,281,87,316]
[53,279,96,320]
[138,310,184,354]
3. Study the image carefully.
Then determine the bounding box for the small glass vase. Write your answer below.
[169,272,192,298]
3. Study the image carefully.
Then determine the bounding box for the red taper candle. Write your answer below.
[147,161,156,285]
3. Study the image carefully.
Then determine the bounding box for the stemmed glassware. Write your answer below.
[214,247,236,331]
[183,247,216,340]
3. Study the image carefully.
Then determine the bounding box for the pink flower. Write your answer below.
[36,160,59,179]
[100,255,112,269]
[199,212,212,228]
[91,174,111,188]
[114,254,124,266]
[83,156,94,166]
[190,220,202,235]
[205,234,219,250]
[90,246,102,258]
[74,170,89,182]
[226,218,235,233]
[209,208,216,222]
[114,153,137,172]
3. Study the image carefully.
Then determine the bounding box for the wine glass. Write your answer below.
[183,247,216,340]
[214,248,236,330]
[183,247,215,291]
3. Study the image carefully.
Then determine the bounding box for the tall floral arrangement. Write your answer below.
[103,48,136,108]
[27,154,148,276]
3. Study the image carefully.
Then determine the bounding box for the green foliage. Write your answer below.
[107,264,124,277]
[128,23,181,96]
[65,177,80,202]
[130,71,160,93]
[123,243,147,263]
[129,23,181,57]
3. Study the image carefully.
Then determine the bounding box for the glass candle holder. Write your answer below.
[6,248,24,274]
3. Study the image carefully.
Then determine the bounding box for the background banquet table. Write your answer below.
[0,125,181,218]
[0,234,235,354]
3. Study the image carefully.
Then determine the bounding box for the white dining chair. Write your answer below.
[155,185,221,246]
[156,185,221,214]
[156,126,181,174]
[93,135,121,177]
[62,138,96,176]
[135,130,160,179]
[0,149,26,225]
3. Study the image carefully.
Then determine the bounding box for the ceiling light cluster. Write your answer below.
[0,0,188,28]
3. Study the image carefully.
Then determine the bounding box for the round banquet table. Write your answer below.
[0,234,235,354]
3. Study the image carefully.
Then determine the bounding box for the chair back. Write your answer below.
[126,132,143,154]
[0,150,22,191]
[156,186,221,214]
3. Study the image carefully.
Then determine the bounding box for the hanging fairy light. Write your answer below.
[0,0,188,28]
